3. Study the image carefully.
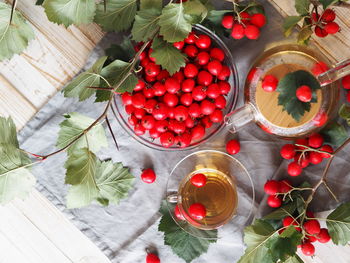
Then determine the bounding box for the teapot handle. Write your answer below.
[318,59,350,87]
[224,103,257,133]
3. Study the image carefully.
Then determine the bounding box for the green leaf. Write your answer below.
[132,8,161,42]
[0,2,34,61]
[295,0,310,15]
[65,148,99,208]
[283,16,303,37]
[263,202,297,220]
[36,0,44,5]
[318,0,341,9]
[277,70,320,122]
[63,56,108,101]
[0,117,36,204]
[95,160,134,205]
[101,60,138,93]
[150,37,186,75]
[326,202,350,245]
[95,90,111,102]
[320,121,348,147]
[56,112,108,154]
[43,0,96,27]
[159,3,192,43]
[183,0,208,24]
[284,255,304,263]
[140,0,162,10]
[95,0,137,32]
[297,25,313,45]
[339,104,350,125]
[105,37,135,65]
[243,2,265,15]
[158,202,217,263]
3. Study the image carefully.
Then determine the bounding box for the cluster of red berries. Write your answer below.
[311,9,340,38]
[122,32,232,148]
[264,179,292,208]
[342,74,350,103]
[221,11,266,40]
[280,133,333,177]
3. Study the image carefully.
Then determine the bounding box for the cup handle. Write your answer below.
[224,103,257,133]
[318,59,350,87]
[167,194,178,203]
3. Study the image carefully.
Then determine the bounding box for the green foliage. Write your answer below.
[151,37,187,75]
[294,0,310,15]
[183,0,208,24]
[263,202,297,220]
[159,3,192,43]
[203,10,231,37]
[319,0,342,9]
[339,104,350,125]
[321,121,348,147]
[277,70,320,122]
[326,202,350,245]
[0,117,36,204]
[95,0,137,32]
[0,2,34,61]
[105,37,135,65]
[63,56,108,101]
[56,112,108,154]
[297,24,312,45]
[283,16,303,37]
[158,202,217,263]
[43,0,95,26]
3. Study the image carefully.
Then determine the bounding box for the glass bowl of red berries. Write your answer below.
[112,24,238,151]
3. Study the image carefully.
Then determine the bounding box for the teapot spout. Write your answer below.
[224,103,257,133]
[318,59,350,87]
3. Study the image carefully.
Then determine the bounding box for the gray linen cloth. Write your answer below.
[17,2,350,262]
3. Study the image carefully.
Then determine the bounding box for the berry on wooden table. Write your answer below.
[296,85,312,102]
[141,168,156,184]
[190,173,207,188]
[146,253,160,263]
[226,139,240,155]
[189,203,206,220]
[264,180,280,195]
[321,9,336,22]
[324,22,340,34]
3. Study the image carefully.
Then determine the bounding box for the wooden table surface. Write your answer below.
[0,0,349,262]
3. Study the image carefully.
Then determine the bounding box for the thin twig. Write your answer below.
[86,86,113,91]
[105,115,119,151]
[9,0,17,24]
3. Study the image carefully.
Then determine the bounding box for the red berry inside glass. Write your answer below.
[189,203,207,220]
[190,173,207,188]
[262,74,278,92]
[296,85,312,102]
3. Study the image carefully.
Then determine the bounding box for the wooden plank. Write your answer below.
[11,191,111,263]
[0,74,37,129]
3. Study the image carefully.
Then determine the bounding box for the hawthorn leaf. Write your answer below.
[0,2,34,61]
[56,112,108,154]
[263,202,297,220]
[326,202,350,245]
[151,37,186,75]
[159,3,192,43]
[297,25,313,45]
[95,0,137,32]
[277,70,320,122]
[132,8,161,42]
[319,0,340,9]
[63,56,108,101]
[0,117,35,204]
[283,16,303,37]
[295,0,310,15]
[320,121,348,147]
[43,0,96,26]
[65,148,99,208]
[95,90,112,102]
[183,0,208,24]
[140,0,162,10]
[96,160,134,205]
[105,37,135,64]
[101,59,138,93]
[158,202,217,263]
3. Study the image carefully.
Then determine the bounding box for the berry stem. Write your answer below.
[295,144,333,156]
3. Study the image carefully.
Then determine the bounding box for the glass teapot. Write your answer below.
[225,44,349,138]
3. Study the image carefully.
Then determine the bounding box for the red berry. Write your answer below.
[294,153,310,168]
[264,180,281,195]
[173,71,184,83]
[146,253,160,263]
[201,100,216,115]
[184,45,198,57]
[197,71,213,86]
[174,105,189,121]
[197,52,210,65]
[149,128,161,139]
[141,168,156,183]
[312,12,320,22]
[160,132,175,147]
[309,151,323,164]
[226,139,240,155]
[134,79,146,91]
[312,111,328,127]
[280,180,292,193]
[306,211,315,218]
[182,79,195,92]
[296,85,312,102]
[145,75,156,83]
[288,162,302,176]
[222,14,234,29]
[195,34,211,49]
[185,117,195,128]
[304,220,321,235]
[155,120,168,133]
[180,93,193,106]
[319,144,333,158]
[307,235,317,242]
[191,125,205,140]
[218,81,231,95]
[206,84,221,99]
[209,109,223,123]
[312,61,329,76]
[280,144,296,159]
[185,32,196,44]
[143,87,155,98]
[174,204,185,220]
[128,115,138,126]
[283,216,299,228]
[342,75,350,89]
[121,92,132,105]
[210,47,225,61]
[165,78,180,94]
[315,26,328,38]
[142,115,156,130]
[163,93,179,107]
[317,228,331,243]
[301,242,315,256]
[324,21,340,34]
[201,116,213,128]
[245,25,260,40]
[132,93,146,108]
[215,95,226,109]
[295,138,308,150]
[308,133,324,148]
[231,23,245,39]
[134,123,146,135]
[250,13,266,28]
[217,66,230,80]
[184,63,198,78]
[262,75,278,92]
[145,63,161,77]
[189,103,202,118]
[322,9,336,22]
[207,60,223,76]
[153,82,166,96]
[173,40,185,50]
[190,173,207,187]
[153,103,168,121]
[141,57,151,68]
[172,120,186,134]
[189,203,206,220]
[176,132,192,147]
[267,195,282,208]
[239,12,250,24]
[192,86,207,101]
